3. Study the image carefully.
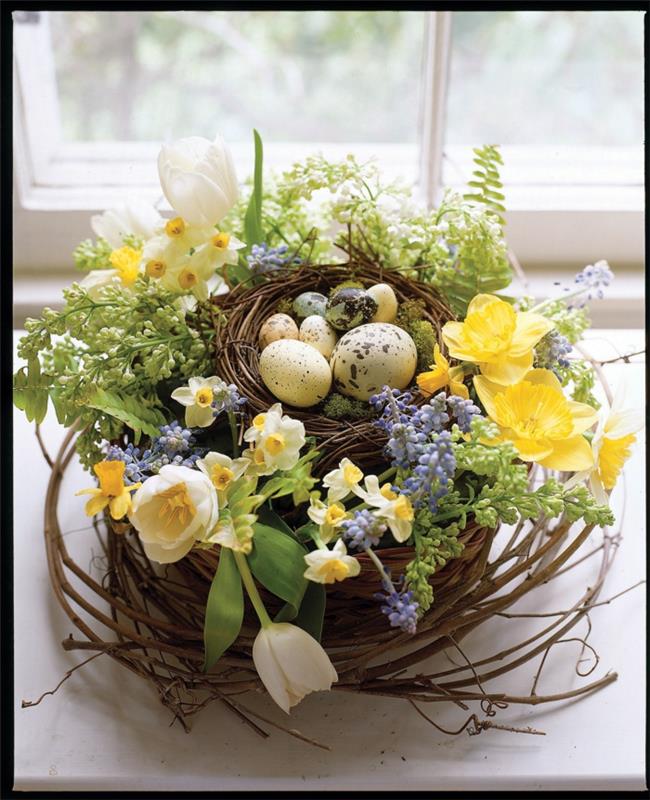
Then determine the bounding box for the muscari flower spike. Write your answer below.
[340,508,387,551]
[374,574,419,635]
[246,243,302,275]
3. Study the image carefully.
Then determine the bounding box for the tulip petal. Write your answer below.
[252,630,293,713]
[510,312,554,355]
[479,351,533,385]
[141,537,195,565]
[538,435,595,471]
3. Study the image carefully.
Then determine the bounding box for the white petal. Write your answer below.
[252,629,292,713]
[605,408,644,438]
[186,404,215,428]
[170,386,195,406]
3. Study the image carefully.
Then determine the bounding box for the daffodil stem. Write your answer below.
[365,546,393,588]
[233,551,272,628]
[227,411,239,457]
[530,286,586,314]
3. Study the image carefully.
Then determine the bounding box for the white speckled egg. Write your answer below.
[330,323,417,401]
[367,283,398,323]
[259,339,332,408]
[258,313,299,350]
[299,315,338,359]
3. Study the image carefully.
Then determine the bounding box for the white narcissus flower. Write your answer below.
[566,384,644,504]
[91,199,163,249]
[252,622,338,713]
[158,135,238,226]
[188,231,246,274]
[357,475,414,543]
[129,465,219,563]
[171,376,228,428]
[243,403,306,473]
[322,457,364,503]
[303,539,360,584]
[306,496,347,544]
[196,451,250,501]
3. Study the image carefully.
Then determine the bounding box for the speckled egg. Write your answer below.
[325,288,378,331]
[299,315,338,359]
[330,323,417,401]
[292,292,328,320]
[259,339,332,408]
[367,283,398,323]
[258,313,300,350]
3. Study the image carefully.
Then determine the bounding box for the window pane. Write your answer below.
[446,11,644,148]
[48,10,425,144]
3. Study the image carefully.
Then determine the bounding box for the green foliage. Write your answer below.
[85,388,167,443]
[405,516,464,612]
[291,581,326,642]
[463,145,506,226]
[404,319,437,372]
[537,299,590,344]
[203,548,244,671]
[248,523,309,620]
[73,238,113,271]
[322,393,372,421]
[243,129,264,253]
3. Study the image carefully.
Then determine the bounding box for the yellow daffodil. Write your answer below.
[417,344,469,399]
[474,369,598,471]
[303,539,361,584]
[566,384,643,503]
[443,294,554,385]
[76,460,141,519]
[307,496,347,543]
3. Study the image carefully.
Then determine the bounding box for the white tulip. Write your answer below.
[91,199,163,249]
[158,135,238,226]
[252,622,338,713]
[129,465,219,563]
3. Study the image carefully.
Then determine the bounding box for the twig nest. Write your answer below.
[258,313,299,350]
[330,322,418,401]
[325,288,378,331]
[299,315,338,359]
[259,339,332,407]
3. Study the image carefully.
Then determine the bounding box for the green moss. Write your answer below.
[396,298,426,327]
[328,279,364,297]
[408,319,437,372]
[322,392,371,420]
[275,298,294,316]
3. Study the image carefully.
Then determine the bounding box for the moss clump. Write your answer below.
[322,392,371,420]
[275,297,294,316]
[408,319,437,372]
[395,298,426,328]
[328,279,365,298]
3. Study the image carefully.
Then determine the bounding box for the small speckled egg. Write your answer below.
[259,339,332,408]
[367,283,398,323]
[299,315,338,359]
[325,288,378,331]
[292,292,328,320]
[258,313,299,351]
[330,323,417,401]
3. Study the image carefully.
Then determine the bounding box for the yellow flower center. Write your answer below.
[178,266,199,290]
[253,414,266,430]
[265,433,286,455]
[94,460,126,497]
[325,504,346,526]
[598,434,636,490]
[253,447,266,465]
[194,387,214,408]
[146,259,166,278]
[494,382,573,441]
[317,559,351,583]
[343,463,363,485]
[462,300,516,360]
[211,464,235,491]
[165,217,186,238]
[380,484,398,501]
[158,482,196,529]
[109,246,141,286]
[211,232,231,249]
[393,495,414,521]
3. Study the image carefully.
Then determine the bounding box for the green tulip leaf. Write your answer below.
[203,548,244,672]
[292,581,326,642]
[249,523,308,620]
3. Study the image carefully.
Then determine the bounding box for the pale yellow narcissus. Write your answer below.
[76,460,141,519]
[322,457,364,503]
[443,294,554,385]
[473,369,598,471]
[417,343,469,399]
[307,496,347,543]
[303,539,361,584]
[171,376,229,428]
[566,384,644,504]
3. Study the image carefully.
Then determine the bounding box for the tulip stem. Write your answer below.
[233,551,272,628]
[227,410,240,457]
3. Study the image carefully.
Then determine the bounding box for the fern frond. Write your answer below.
[463,145,507,226]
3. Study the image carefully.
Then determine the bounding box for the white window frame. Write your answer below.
[13,10,645,282]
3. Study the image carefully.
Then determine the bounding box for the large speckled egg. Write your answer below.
[325,288,378,331]
[259,339,332,408]
[330,323,417,401]
[367,283,398,323]
[299,315,338,359]
[292,292,328,320]
[258,313,299,350]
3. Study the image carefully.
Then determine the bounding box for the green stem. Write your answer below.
[233,551,272,628]
[227,410,240,457]
[530,286,586,314]
[365,546,392,587]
